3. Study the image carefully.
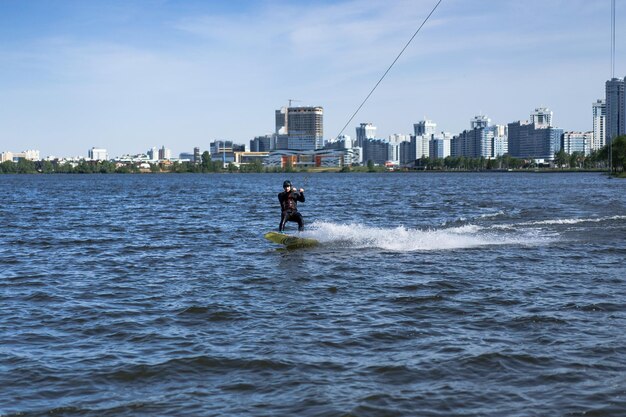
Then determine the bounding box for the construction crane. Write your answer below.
[288,99,301,107]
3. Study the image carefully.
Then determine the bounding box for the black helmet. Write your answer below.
[283,180,291,188]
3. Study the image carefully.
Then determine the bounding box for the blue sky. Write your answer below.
[1,0,624,158]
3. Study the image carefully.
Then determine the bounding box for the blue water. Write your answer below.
[1,173,625,416]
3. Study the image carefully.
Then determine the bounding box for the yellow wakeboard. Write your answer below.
[264,231,319,249]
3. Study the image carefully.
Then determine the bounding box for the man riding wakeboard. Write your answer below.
[278,180,305,232]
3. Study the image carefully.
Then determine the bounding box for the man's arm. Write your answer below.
[296,189,305,203]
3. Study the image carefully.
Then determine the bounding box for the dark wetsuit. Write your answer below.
[278,190,305,232]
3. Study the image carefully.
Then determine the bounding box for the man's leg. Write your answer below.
[294,212,304,232]
[279,211,288,232]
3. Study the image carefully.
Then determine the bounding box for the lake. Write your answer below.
[1,172,625,416]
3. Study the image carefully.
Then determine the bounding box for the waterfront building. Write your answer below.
[233,151,269,167]
[250,135,272,152]
[288,107,324,150]
[414,119,436,137]
[158,146,171,161]
[356,123,377,147]
[326,135,360,154]
[492,124,508,157]
[1,150,41,162]
[88,147,108,161]
[399,140,414,165]
[562,132,593,155]
[362,138,390,165]
[275,107,287,134]
[451,115,494,158]
[0,152,11,163]
[492,135,508,157]
[387,134,409,166]
[429,133,452,159]
[507,118,563,162]
[179,152,194,161]
[389,134,411,144]
[210,140,235,166]
[273,106,324,150]
[388,142,401,166]
[148,147,159,161]
[275,134,289,150]
[493,124,507,137]
[592,99,606,150]
[264,149,359,168]
[530,107,553,128]
[194,147,201,163]
[324,135,362,165]
[605,77,626,144]
[417,134,431,159]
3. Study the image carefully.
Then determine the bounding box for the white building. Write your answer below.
[356,123,377,147]
[1,150,40,162]
[388,134,411,144]
[592,99,606,150]
[562,132,592,155]
[531,107,553,128]
[148,147,159,161]
[414,119,436,137]
[88,147,108,161]
[429,133,451,159]
[158,146,171,160]
[493,136,508,157]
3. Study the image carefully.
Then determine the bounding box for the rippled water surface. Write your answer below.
[1,173,625,416]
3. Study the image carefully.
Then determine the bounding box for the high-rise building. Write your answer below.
[471,115,490,130]
[356,123,377,147]
[605,77,626,143]
[592,99,606,150]
[412,134,430,159]
[250,135,272,152]
[88,147,108,161]
[530,107,553,128]
[276,106,323,150]
[562,132,592,155]
[148,147,159,161]
[194,147,201,163]
[507,120,563,161]
[275,107,288,135]
[158,146,171,160]
[451,115,493,158]
[429,133,451,159]
[362,138,389,165]
[414,119,436,137]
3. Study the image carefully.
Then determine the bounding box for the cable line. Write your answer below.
[335,0,444,139]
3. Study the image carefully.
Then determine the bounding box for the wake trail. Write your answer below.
[300,221,552,252]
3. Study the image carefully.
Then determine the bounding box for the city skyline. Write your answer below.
[1,0,625,157]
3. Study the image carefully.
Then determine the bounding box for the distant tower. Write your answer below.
[470,115,490,130]
[413,119,436,137]
[193,147,200,163]
[531,107,553,128]
[158,146,171,160]
[356,123,377,147]
[286,106,324,150]
[605,77,626,144]
[88,147,108,161]
[592,99,606,150]
[275,107,288,135]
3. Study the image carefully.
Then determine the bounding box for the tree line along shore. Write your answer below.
[2,136,625,177]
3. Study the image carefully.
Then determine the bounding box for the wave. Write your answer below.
[492,214,626,230]
[301,221,550,252]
